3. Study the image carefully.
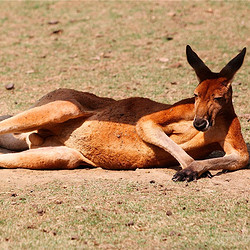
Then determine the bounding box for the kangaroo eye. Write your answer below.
[194,93,198,98]
[214,97,225,102]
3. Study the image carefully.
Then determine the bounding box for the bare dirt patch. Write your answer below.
[1,167,249,196]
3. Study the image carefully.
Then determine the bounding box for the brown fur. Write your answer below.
[0,46,248,181]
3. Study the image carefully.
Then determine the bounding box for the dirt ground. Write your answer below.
[1,166,249,197]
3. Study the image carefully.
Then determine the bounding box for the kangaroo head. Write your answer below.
[186,45,246,132]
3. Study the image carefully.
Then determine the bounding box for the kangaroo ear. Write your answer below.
[186,45,214,82]
[219,48,246,81]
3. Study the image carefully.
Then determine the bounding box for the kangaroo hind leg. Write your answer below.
[0,146,87,170]
[0,99,95,135]
[0,115,29,151]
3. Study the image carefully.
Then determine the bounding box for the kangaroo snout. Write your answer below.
[193,117,210,132]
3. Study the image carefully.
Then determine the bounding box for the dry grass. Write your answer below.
[0,177,249,249]
[0,1,249,249]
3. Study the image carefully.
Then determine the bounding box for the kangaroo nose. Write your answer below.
[193,118,209,131]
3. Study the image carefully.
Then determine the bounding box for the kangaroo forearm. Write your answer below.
[136,120,194,168]
[193,153,248,174]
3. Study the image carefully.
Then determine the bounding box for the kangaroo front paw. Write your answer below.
[172,168,213,182]
[200,171,213,179]
[172,168,198,182]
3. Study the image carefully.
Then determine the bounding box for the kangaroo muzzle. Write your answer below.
[193,117,210,132]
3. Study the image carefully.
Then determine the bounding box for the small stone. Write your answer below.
[5,83,14,90]
[95,34,104,38]
[197,208,206,212]
[206,8,214,14]
[125,221,134,226]
[167,12,176,17]
[50,29,63,35]
[166,210,173,216]
[37,209,45,216]
[158,57,169,63]
[54,200,63,204]
[48,20,59,25]
[75,205,88,211]
[103,53,112,58]
[169,231,176,236]
[165,37,173,41]
[81,207,88,212]
[71,235,79,240]
[26,70,35,74]
[232,82,241,86]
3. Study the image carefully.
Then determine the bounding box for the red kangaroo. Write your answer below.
[0,45,248,181]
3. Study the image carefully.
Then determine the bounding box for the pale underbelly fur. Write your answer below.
[62,119,213,169]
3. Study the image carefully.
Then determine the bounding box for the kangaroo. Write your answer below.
[0,45,248,181]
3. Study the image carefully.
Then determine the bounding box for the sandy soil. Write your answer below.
[1,167,249,197]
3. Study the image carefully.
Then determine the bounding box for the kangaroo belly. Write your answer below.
[58,105,222,169]
[63,119,173,169]
[61,119,220,169]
